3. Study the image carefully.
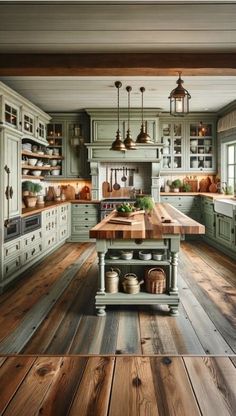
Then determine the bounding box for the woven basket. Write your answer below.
[145,268,166,294]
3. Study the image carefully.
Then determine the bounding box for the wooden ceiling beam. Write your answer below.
[0,53,236,76]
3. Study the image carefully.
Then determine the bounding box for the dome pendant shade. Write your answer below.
[111,130,127,151]
[124,85,136,150]
[136,87,153,144]
[110,80,126,151]
[169,72,191,117]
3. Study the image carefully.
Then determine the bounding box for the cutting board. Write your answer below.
[209,182,218,193]
[61,185,76,200]
[199,177,211,192]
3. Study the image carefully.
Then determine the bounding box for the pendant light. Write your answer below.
[124,86,136,150]
[169,72,191,116]
[110,81,126,151]
[136,87,153,143]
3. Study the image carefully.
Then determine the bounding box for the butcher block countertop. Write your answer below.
[22,200,100,217]
[90,203,205,240]
[160,192,234,199]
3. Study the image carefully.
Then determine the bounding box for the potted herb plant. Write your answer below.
[182,182,192,192]
[22,181,43,208]
[171,179,182,193]
[135,195,155,214]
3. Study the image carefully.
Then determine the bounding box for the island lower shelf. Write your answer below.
[96,292,179,305]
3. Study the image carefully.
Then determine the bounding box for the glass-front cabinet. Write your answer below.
[22,110,35,136]
[188,122,215,172]
[4,102,19,129]
[160,121,184,171]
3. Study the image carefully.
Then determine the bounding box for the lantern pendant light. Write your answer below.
[136,87,153,144]
[123,86,136,150]
[110,81,126,151]
[169,72,191,116]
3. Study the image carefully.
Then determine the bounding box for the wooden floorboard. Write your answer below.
[0,241,235,355]
[0,356,235,416]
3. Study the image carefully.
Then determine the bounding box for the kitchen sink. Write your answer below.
[214,198,236,218]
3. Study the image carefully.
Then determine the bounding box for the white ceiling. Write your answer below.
[1,76,236,113]
[0,1,236,113]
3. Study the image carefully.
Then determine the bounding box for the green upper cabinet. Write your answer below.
[160,120,185,171]
[48,113,90,179]
[187,120,216,172]
[87,109,159,143]
[159,114,217,173]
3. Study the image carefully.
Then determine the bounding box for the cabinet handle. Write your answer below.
[6,266,8,273]
[9,186,13,199]
[16,260,19,266]
[6,249,8,255]
[31,235,35,241]
[231,229,234,234]
[16,244,19,250]
[32,248,36,255]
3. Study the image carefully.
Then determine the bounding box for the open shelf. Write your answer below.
[21,150,63,160]
[105,259,170,266]
[22,175,45,180]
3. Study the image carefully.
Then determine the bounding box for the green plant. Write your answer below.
[171,179,182,189]
[182,183,192,192]
[135,196,155,212]
[116,202,135,213]
[22,181,43,194]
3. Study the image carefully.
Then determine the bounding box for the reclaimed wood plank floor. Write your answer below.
[0,355,235,416]
[0,241,235,355]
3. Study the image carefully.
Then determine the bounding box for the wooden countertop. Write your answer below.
[160,192,234,199]
[90,203,205,240]
[22,199,100,217]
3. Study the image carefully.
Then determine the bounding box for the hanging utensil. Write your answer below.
[113,168,121,190]
[121,167,127,182]
[128,169,134,186]
[109,168,113,192]
[102,165,110,196]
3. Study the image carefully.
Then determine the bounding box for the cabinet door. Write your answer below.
[22,110,35,136]
[65,122,90,178]
[2,130,21,219]
[203,209,215,238]
[215,214,234,248]
[188,121,216,172]
[37,119,47,142]
[160,121,185,171]
[4,101,20,129]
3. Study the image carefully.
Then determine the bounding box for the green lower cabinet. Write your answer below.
[215,214,234,249]
[203,209,216,239]
[70,203,99,242]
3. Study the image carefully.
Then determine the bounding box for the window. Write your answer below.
[227,143,236,192]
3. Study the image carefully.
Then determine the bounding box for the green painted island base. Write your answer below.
[94,237,180,317]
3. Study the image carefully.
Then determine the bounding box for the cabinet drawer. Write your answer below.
[4,239,21,260]
[23,229,42,247]
[44,232,57,250]
[58,226,68,241]
[72,214,98,224]
[71,224,93,235]
[23,242,43,264]
[44,219,57,233]
[59,204,69,215]
[43,208,58,220]
[4,256,21,278]
[59,212,68,225]
[72,204,98,215]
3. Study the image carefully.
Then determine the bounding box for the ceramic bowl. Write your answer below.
[46,149,53,156]
[139,251,152,261]
[31,170,42,176]
[51,169,61,176]
[36,161,43,167]
[50,159,58,167]
[109,252,120,260]
[120,251,133,260]
[152,252,163,261]
[22,169,29,175]
[28,158,38,166]
[199,148,204,154]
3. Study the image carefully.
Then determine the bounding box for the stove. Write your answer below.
[100,198,136,220]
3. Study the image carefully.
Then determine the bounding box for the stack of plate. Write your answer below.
[22,143,32,152]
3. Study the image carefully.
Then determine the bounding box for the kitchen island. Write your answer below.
[90,203,205,316]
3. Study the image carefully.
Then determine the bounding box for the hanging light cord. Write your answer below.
[115,81,122,133]
[140,87,145,125]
